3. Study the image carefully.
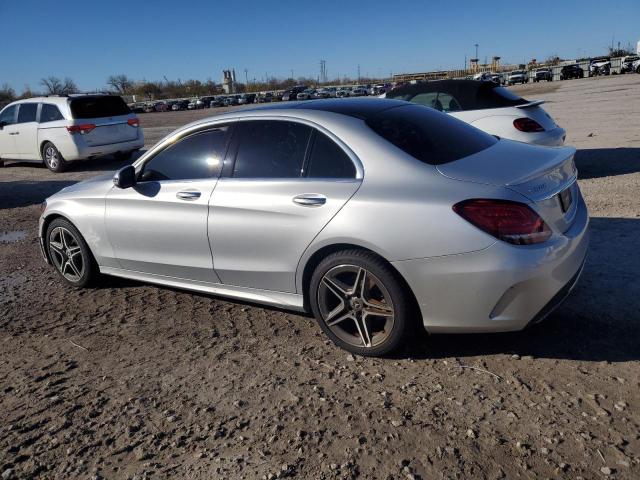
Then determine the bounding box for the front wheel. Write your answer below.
[46,218,98,288]
[42,142,66,172]
[309,250,413,357]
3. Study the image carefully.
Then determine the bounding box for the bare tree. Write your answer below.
[107,74,133,94]
[40,76,78,95]
[0,83,15,107]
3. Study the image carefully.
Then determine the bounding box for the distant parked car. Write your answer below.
[589,59,610,76]
[533,68,552,82]
[559,64,584,80]
[350,86,368,96]
[336,88,351,98]
[384,79,566,146]
[473,72,500,83]
[223,95,240,106]
[507,70,528,85]
[313,88,332,99]
[282,85,308,101]
[172,100,190,111]
[621,55,640,73]
[297,89,316,100]
[238,93,256,105]
[0,94,144,172]
[257,92,274,103]
[633,59,640,74]
[129,103,146,114]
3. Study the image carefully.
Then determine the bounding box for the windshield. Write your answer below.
[69,96,131,119]
[366,105,497,166]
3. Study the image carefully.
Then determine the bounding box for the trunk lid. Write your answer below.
[515,102,558,130]
[437,140,579,233]
[78,114,139,146]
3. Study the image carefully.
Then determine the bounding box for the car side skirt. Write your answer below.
[100,266,306,312]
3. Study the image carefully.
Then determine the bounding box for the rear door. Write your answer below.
[208,119,361,293]
[69,96,138,146]
[105,126,231,282]
[14,103,40,159]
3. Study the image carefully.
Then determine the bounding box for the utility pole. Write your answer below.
[244,69,248,85]
[475,43,479,61]
[357,64,361,83]
[290,69,294,79]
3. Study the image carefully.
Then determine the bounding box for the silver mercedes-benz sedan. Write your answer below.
[39,99,589,356]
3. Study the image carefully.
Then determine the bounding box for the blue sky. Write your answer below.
[1,0,638,92]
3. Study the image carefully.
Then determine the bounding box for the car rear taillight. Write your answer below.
[127,118,139,127]
[66,124,96,134]
[513,118,545,132]
[453,199,552,245]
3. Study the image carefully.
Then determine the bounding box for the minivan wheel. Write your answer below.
[115,150,135,161]
[42,142,66,172]
[46,218,98,287]
[310,250,411,357]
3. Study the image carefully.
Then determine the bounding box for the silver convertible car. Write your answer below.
[39,99,589,356]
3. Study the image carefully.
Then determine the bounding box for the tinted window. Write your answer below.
[70,96,131,119]
[438,93,462,112]
[233,121,311,178]
[40,104,64,123]
[141,127,229,181]
[366,105,497,166]
[306,132,356,179]
[17,103,38,123]
[0,105,16,125]
[410,92,439,109]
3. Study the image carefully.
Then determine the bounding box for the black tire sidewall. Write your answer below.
[46,218,96,288]
[42,142,66,172]
[309,250,410,357]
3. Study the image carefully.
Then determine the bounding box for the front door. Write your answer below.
[0,105,18,158]
[105,126,231,282]
[209,120,361,293]
[14,103,40,160]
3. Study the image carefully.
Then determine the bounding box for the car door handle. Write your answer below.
[293,193,326,207]
[176,190,201,201]
[8,132,19,135]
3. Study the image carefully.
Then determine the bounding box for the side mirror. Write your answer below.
[113,165,136,189]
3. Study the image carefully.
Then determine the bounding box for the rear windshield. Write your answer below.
[69,96,131,119]
[366,105,497,165]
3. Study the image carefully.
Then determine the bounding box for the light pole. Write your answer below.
[475,44,479,63]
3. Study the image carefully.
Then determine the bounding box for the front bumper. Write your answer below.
[392,195,589,333]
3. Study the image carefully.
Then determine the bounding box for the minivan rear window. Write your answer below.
[69,96,131,119]
[366,105,497,165]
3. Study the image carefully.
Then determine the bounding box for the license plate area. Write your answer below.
[558,187,573,213]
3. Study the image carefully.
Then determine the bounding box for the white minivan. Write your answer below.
[0,94,144,172]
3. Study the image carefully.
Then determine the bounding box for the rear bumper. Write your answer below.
[529,127,566,147]
[392,195,589,333]
[61,135,144,161]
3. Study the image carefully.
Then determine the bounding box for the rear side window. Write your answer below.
[17,103,38,123]
[366,105,497,165]
[140,127,229,181]
[0,105,16,125]
[40,104,64,123]
[306,132,356,178]
[233,120,311,178]
[70,96,131,119]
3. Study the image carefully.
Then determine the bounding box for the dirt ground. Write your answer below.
[1,75,639,479]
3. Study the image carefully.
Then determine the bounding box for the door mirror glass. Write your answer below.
[113,165,137,189]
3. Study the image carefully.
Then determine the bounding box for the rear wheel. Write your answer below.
[42,142,66,172]
[309,250,412,357]
[46,218,98,288]
[115,150,136,161]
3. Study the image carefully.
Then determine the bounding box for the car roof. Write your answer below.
[9,94,114,106]
[238,98,410,120]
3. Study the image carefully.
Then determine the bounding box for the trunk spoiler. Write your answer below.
[516,100,545,109]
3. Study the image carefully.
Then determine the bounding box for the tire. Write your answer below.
[42,141,66,172]
[115,150,135,161]
[46,218,98,288]
[309,249,413,357]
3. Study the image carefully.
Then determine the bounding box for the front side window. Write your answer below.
[0,105,16,125]
[438,93,462,112]
[40,104,64,123]
[17,103,38,123]
[306,132,356,179]
[140,127,229,181]
[232,120,311,178]
[366,105,497,166]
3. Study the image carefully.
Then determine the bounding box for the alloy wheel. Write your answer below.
[317,264,395,348]
[49,226,84,282]
[45,146,59,170]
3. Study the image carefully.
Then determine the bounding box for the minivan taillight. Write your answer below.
[127,118,139,127]
[66,124,96,135]
[513,118,544,132]
[453,199,552,245]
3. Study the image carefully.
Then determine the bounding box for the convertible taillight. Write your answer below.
[513,117,545,132]
[127,118,139,127]
[453,199,552,245]
[66,123,96,134]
